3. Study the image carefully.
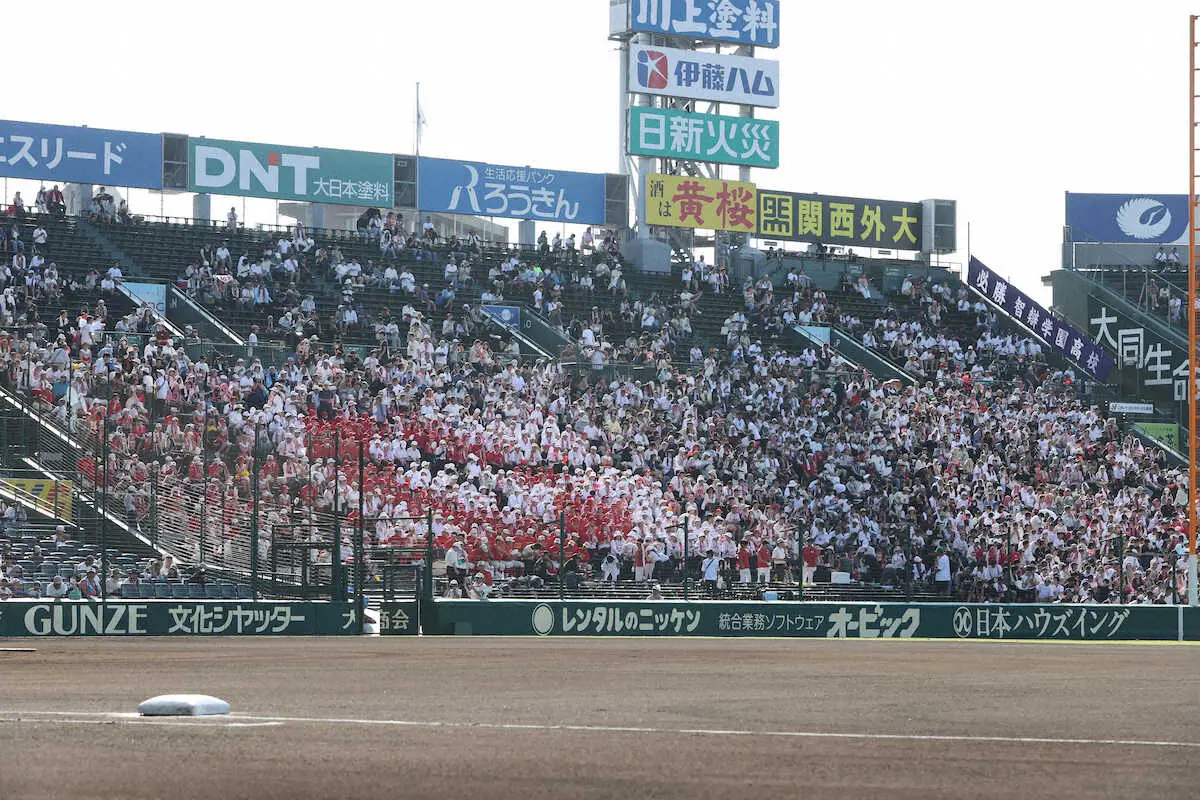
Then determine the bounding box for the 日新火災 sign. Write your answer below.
[189,138,393,206]
[626,0,780,47]
[645,174,757,233]
[756,190,923,251]
[0,119,163,189]
[629,44,779,108]
[628,108,778,169]
[418,157,607,225]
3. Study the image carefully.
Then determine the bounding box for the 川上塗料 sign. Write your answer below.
[629,45,779,108]
[418,157,607,225]
[756,189,923,251]
[628,108,778,169]
[645,174,757,233]
[626,0,780,48]
[0,119,163,189]
[189,138,393,206]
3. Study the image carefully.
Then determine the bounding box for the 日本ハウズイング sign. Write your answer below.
[645,174,757,233]
[1066,192,1189,245]
[629,45,779,108]
[189,138,393,207]
[756,190,923,250]
[0,119,163,189]
[418,157,607,225]
[628,108,778,169]
[968,257,1116,382]
[626,0,780,47]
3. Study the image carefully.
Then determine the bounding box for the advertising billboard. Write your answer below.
[968,257,1116,382]
[626,0,780,47]
[629,44,779,108]
[644,173,757,233]
[1086,296,1186,403]
[756,190,923,251]
[418,157,607,224]
[189,138,393,206]
[0,119,163,189]
[628,107,778,169]
[1065,192,1188,245]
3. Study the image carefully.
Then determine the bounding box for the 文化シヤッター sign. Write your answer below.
[189,137,393,207]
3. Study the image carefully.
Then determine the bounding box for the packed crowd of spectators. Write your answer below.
[0,203,1189,604]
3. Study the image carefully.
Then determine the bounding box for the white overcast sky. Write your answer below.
[5,0,1197,301]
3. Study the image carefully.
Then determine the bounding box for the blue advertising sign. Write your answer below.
[418,157,607,225]
[628,0,780,48]
[481,305,521,328]
[0,119,163,189]
[1065,192,1188,245]
[968,257,1115,383]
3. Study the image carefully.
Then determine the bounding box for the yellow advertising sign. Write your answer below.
[0,478,73,522]
[645,174,757,233]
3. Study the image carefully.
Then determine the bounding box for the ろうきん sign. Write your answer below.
[418,157,607,225]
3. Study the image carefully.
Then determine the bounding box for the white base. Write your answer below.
[139,694,231,716]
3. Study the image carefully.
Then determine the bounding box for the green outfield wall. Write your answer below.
[385,600,1195,641]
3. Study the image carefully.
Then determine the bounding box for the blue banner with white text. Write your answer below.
[0,119,163,189]
[419,157,607,225]
[628,0,780,48]
[968,257,1115,382]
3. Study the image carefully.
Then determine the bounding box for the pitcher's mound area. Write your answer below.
[1,638,1197,799]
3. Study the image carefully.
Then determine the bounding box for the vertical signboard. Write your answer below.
[0,119,163,189]
[628,108,778,168]
[629,45,779,108]
[644,173,757,233]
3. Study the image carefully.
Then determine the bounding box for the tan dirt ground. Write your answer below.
[0,637,1197,799]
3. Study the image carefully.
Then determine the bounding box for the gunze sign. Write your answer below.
[0,601,357,636]
[189,137,393,206]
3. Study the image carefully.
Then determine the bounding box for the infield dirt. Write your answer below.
[1,637,1196,799]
